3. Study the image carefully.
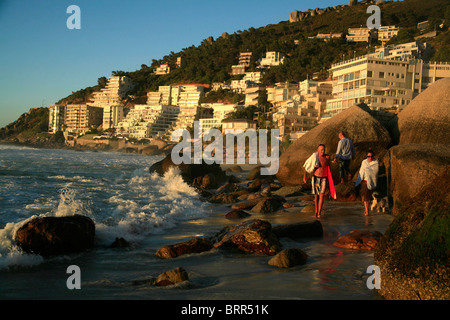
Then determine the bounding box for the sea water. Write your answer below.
[0,144,393,300]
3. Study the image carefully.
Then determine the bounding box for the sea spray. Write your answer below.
[54,187,93,217]
[95,166,211,246]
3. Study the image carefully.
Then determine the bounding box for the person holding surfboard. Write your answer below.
[303,144,336,218]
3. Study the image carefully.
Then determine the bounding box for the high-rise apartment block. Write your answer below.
[324,55,450,118]
[90,76,133,107]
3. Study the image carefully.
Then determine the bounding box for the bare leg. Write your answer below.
[364,201,370,216]
[317,193,325,218]
[314,194,319,218]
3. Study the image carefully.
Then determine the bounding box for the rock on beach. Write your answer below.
[15,214,95,256]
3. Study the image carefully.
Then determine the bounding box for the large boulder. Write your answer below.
[268,248,308,268]
[156,267,189,287]
[332,230,382,250]
[149,153,227,185]
[155,237,213,259]
[15,215,95,257]
[277,104,391,186]
[396,78,450,146]
[375,167,450,300]
[385,144,450,214]
[211,219,281,255]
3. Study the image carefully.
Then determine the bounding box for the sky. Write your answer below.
[0,0,348,128]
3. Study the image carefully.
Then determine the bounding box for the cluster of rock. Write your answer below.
[276,78,450,299]
[155,218,323,269]
[289,0,384,23]
[375,78,450,300]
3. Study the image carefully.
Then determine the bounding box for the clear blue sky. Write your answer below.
[0,0,347,128]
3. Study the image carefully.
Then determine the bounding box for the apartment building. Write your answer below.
[370,42,431,61]
[146,84,205,108]
[117,104,180,139]
[315,33,344,41]
[259,51,286,68]
[221,119,257,134]
[298,79,333,118]
[244,86,261,106]
[48,105,66,133]
[90,76,133,107]
[267,82,299,109]
[346,26,399,43]
[102,105,125,130]
[238,52,253,67]
[231,72,262,93]
[230,52,254,75]
[378,26,400,44]
[230,65,246,76]
[198,103,238,133]
[324,55,450,117]
[153,63,171,75]
[273,106,320,140]
[346,27,375,42]
[64,104,103,135]
[176,56,184,68]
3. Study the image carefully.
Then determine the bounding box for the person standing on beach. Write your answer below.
[355,149,379,216]
[333,131,355,183]
[303,144,331,218]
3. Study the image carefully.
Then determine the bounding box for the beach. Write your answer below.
[0,144,394,300]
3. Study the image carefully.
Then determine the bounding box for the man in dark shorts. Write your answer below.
[303,144,330,218]
[333,131,355,183]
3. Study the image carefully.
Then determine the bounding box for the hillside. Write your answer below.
[3,0,450,133]
[0,108,65,147]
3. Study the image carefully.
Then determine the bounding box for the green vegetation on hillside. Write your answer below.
[6,0,450,125]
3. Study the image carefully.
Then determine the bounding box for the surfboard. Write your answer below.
[328,167,336,199]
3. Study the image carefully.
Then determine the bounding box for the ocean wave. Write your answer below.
[95,167,211,246]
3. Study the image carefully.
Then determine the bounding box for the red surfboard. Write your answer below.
[328,167,336,199]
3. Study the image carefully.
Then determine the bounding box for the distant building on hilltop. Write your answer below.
[258,51,286,68]
[153,62,171,75]
[346,26,399,44]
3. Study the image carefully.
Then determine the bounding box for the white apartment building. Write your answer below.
[153,63,171,75]
[347,26,399,43]
[298,79,333,118]
[324,55,450,117]
[267,82,299,109]
[273,106,320,140]
[90,76,133,107]
[48,105,66,133]
[370,42,431,60]
[231,72,262,93]
[198,103,238,133]
[244,86,261,106]
[102,105,125,130]
[316,33,344,41]
[146,84,205,108]
[378,26,400,43]
[117,104,180,139]
[259,51,286,68]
